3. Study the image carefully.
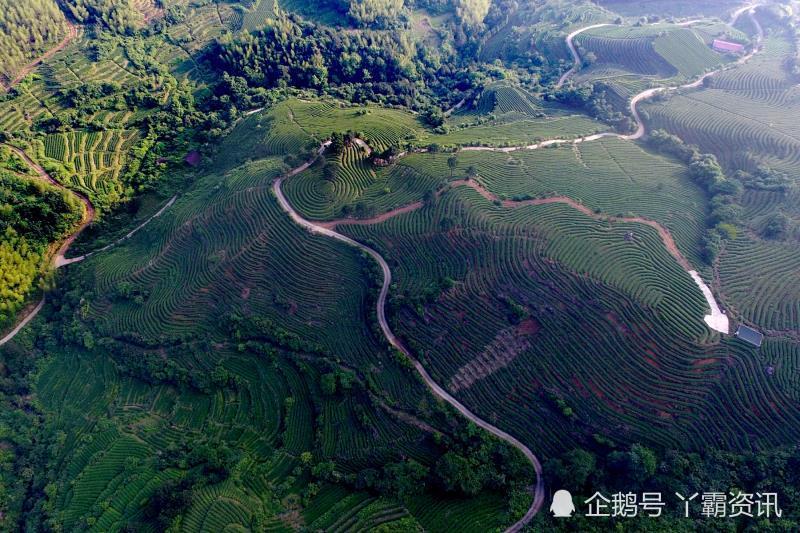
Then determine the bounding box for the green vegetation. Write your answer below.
[0,169,81,325]
[576,24,728,79]
[340,184,748,454]
[62,0,145,34]
[642,26,799,334]
[0,0,69,86]
[595,0,741,19]
[212,14,472,109]
[535,442,800,530]
[11,114,533,530]
[34,129,140,211]
[1,0,799,530]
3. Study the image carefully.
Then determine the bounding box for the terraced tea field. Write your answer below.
[576,23,728,80]
[718,237,800,333]
[286,99,424,150]
[34,129,139,210]
[284,143,444,220]
[437,114,609,147]
[32,115,532,530]
[3,2,800,530]
[397,137,708,266]
[641,30,800,335]
[642,34,800,176]
[340,184,800,454]
[242,0,275,30]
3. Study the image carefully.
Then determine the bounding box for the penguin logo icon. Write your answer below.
[550,490,576,517]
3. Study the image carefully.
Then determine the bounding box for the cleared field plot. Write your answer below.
[341,185,800,454]
[131,0,164,23]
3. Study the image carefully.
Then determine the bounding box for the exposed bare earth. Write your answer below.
[450,318,540,393]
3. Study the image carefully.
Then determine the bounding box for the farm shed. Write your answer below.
[713,39,745,54]
[735,324,764,347]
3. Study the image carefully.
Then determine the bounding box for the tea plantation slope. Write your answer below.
[575,23,729,80]
[641,30,800,333]
[29,117,533,530]
[341,185,800,455]
[398,138,708,267]
[37,345,499,532]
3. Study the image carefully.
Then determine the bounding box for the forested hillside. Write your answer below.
[0,168,81,326]
[0,0,70,87]
[62,0,145,33]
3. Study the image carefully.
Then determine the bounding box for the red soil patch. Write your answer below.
[185,151,201,166]
[517,317,541,335]
[587,379,605,399]
[605,311,630,336]
[571,377,591,399]
[692,357,718,368]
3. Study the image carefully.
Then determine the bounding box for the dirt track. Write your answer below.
[0,144,93,346]
[2,23,78,91]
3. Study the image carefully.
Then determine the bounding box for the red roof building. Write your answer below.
[713,39,745,54]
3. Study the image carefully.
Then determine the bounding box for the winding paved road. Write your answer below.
[557,23,612,88]
[0,144,94,346]
[1,5,766,524]
[270,12,768,510]
[274,161,545,532]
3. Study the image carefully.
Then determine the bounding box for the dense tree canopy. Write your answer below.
[62,0,144,34]
[0,0,69,83]
[0,171,81,323]
[212,14,477,109]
